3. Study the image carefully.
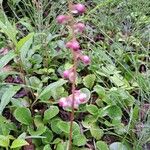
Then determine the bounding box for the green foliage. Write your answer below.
[44,106,59,122]
[10,138,29,148]
[0,0,149,149]
[96,141,109,150]
[14,107,32,125]
[0,51,16,70]
[0,86,21,114]
[73,134,87,146]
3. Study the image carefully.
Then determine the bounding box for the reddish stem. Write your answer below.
[67,1,77,150]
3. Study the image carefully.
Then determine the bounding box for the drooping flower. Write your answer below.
[80,55,90,65]
[58,90,87,109]
[73,22,85,33]
[66,40,80,51]
[71,4,86,14]
[56,15,70,24]
[59,97,69,108]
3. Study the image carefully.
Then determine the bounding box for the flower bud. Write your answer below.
[71,4,86,14]
[73,23,85,33]
[62,68,75,82]
[56,15,70,24]
[81,55,90,65]
[79,93,87,103]
[66,40,80,51]
[63,70,70,79]
[59,97,68,108]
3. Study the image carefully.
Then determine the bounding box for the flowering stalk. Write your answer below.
[56,1,89,149]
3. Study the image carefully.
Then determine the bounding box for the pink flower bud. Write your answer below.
[63,70,70,79]
[56,15,70,24]
[59,97,68,108]
[66,40,80,51]
[71,4,86,14]
[81,55,90,65]
[79,93,87,103]
[73,23,85,33]
[62,68,75,82]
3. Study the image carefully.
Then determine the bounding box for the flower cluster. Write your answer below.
[56,3,90,109]
[59,90,87,109]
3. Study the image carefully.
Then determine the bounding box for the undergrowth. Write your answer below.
[0,0,150,150]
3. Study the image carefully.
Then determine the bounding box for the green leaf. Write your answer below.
[16,32,34,67]
[28,126,46,136]
[0,85,21,114]
[39,79,67,101]
[44,144,52,150]
[51,118,62,134]
[102,105,122,121]
[42,128,53,144]
[109,142,128,150]
[14,107,32,125]
[110,73,125,87]
[73,134,87,146]
[56,142,66,150]
[44,106,59,122]
[57,121,70,134]
[94,85,106,98]
[34,115,44,128]
[0,50,16,70]
[86,104,99,115]
[0,135,10,147]
[80,88,91,101]
[96,141,109,150]
[83,74,96,89]
[29,76,42,88]
[90,124,104,140]
[10,139,29,148]
[0,15,17,45]
[72,122,80,136]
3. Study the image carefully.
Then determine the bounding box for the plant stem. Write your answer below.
[68,51,77,150]
[67,0,77,149]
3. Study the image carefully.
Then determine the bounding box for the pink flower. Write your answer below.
[79,93,87,103]
[81,55,90,65]
[66,40,80,51]
[59,97,68,108]
[62,68,75,82]
[73,23,85,33]
[63,70,70,79]
[58,90,87,109]
[71,4,86,14]
[56,15,70,24]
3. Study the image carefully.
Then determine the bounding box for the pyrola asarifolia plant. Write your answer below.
[56,1,90,149]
